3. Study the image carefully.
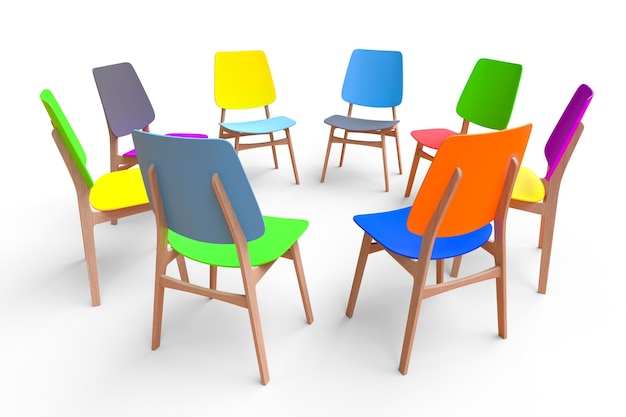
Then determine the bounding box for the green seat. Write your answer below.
[131,131,314,386]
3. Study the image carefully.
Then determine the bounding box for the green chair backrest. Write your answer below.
[40,89,94,188]
[456,58,523,131]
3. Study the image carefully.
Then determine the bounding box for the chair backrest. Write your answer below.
[456,58,523,130]
[544,84,593,181]
[40,89,94,188]
[131,131,265,244]
[408,124,532,237]
[214,50,276,110]
[341,49,403,108]
[93,62,156,138]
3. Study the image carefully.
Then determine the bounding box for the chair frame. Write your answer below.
[347,155,519,374]
[50,127,150,306]
[147,164,313,385]
[450,121,586,294]
[321,104,402,192]
[404,58,522,197]
[218,108,300,184]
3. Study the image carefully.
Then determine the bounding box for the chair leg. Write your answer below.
[450,256,462,278]
[289,241,314,324]
[346,233,374,317]
[244,283,270,385]
[381,134,390,192]
[398,271,427,376]
[495,272,508,338]
[176,255,189,283]
[537,208,557,294]
[79,212,100,307]
[151,272,166,351]
[436,259,445,284]
[209,265,218,290]
[338,128,349,167]
[320,128,335,183]
[404,144,423,197]
[395,132,403,175]
[284,128,300,185]
[268,132,279,169]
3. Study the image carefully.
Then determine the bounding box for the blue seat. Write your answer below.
[320,49,404,192]
[345,124,532,375]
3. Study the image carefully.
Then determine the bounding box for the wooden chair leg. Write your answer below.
[79,213,100,307]
[537,209,557,294]
[288,241,314,324]
[395,132,403,175]
[381,134,389,192]
[284,128,300,185]
[268,132,279,169]
[399,277,425,375]
[450,256,462,277]
[346,233,373,318]
[244,284,269,385]
[151,276,165,350]
[404,144,423,197]
[176,255,189,283]
[436,259,445,284]
[495,273,507,338]
[320,128,335,183]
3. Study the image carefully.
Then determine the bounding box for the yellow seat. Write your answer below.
[451,84,594,294]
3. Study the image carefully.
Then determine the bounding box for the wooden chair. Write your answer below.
[320,49,403,192]
[40,89,151,306]
[450,84,594,294]
[404,58,522,197]
[131,130,314,385]
[346,124,532,375]
[214,50,300,184]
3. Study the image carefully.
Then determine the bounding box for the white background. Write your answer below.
[2,1,624,415]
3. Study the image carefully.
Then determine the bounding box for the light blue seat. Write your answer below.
[320,49,404,192]
[214,50,300,184]
[219,115,295,135]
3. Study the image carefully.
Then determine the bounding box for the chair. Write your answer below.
[131,130,314,385]
[345,123,532,375]
[93,62,208,173]
[404,58,523,197]
[450,84,593,294]
[40,89,151,307]
[214,50,300,184]
[320,49,403,192]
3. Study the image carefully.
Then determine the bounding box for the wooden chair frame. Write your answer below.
[51,128,150,306]
[147,165,313,385]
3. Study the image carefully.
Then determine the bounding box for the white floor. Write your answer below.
[3,1,625,416]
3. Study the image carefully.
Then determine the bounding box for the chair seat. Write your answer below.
[511,166,545,202]
[168,216,308,267]
[324,115,398,132]
[410,128,458,149]
[354,207,492,260]
[220,116,295,134]
[89,167,148,211]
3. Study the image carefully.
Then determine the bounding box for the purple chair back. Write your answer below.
[545,84,593,181]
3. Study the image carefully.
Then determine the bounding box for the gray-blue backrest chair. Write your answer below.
[131,131,314,385]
